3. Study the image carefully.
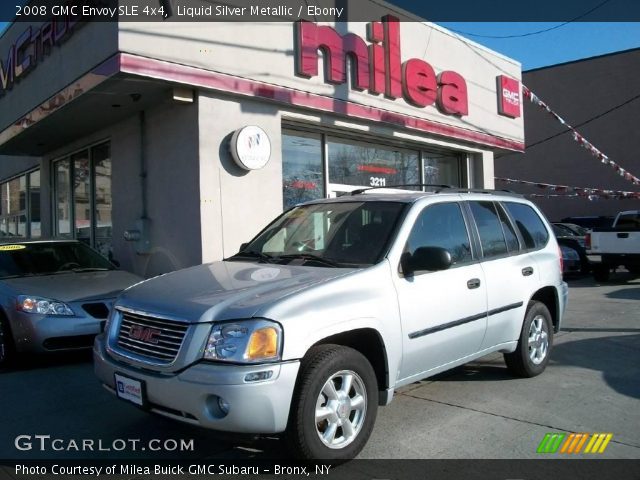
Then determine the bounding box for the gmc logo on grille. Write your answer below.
[128,325,162,344]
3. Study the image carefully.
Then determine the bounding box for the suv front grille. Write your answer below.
[116,310,188,363]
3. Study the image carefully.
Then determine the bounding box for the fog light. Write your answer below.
[244,370,274,382]
[218,397,230,415]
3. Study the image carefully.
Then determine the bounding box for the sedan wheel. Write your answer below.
[0,316,14,367]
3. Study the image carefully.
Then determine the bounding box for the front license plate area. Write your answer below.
[114,373,147,407]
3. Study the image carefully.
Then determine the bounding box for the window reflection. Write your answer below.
[328,139,420,189]
[282,133,323,209]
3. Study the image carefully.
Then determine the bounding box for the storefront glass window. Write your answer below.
[55,160,72,237]
[53,142,112,259]
[29,170,41,238]
[423,153,462,186]
[282,133,323,210]
[73,151,91,243]
[0,174,33,238]
[92,143,112,259]
[327,138,420,189]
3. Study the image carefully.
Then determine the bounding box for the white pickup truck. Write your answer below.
[587,210,640,282]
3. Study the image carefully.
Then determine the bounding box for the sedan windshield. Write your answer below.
[0,242,115,279]
[233,201,405,267]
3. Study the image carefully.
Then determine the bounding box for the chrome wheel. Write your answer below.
[528,315,549,365]
[315,370,367,449]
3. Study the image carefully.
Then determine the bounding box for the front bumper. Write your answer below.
[93,336,300,434]
[9,303,110,353]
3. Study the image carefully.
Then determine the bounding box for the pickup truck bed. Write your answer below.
[587,218,640,281]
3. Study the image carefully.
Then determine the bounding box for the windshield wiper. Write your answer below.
[276,253,341,267]
[228,250,275,263]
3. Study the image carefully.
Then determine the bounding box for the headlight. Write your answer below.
[16,295,75,316]
[204,319,282,363]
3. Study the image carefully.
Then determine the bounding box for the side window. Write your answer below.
[496,203,520,252]
[469,201,508,258]
[406,203,472,265]
[504,202,550,249]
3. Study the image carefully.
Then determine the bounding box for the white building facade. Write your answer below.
[0,4,524,277]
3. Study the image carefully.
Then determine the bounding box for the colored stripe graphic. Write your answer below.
[539,433,613,454]
[537,433,566,453]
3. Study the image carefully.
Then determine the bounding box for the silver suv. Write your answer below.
[94,189,568,459]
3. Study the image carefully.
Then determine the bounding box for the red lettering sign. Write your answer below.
[295,17,469,117]
[0,8,82,97]
[497,75,521,118]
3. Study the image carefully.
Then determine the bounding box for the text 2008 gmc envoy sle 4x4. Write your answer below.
[94,188,568,459]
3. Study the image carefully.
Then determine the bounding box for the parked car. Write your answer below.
[552,223,588,248]
[0,240,142,366]
[587,210,640,282]
[560,216,614,231]
[94,188,567,460]
[552,224,589,274]
[559,244,582,275]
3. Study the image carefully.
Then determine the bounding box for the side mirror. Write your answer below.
[239,242,249,252]
[402,246,452,276]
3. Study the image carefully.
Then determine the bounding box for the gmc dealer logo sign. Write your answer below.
[497,75,521,118]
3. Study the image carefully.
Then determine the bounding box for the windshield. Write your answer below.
[235,201,405,267]
[0,242,115,279]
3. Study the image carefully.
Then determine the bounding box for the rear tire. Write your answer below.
[504,301,553,378]
[285,345,378,460]
[0,314,15,368]
[593,263,610,282]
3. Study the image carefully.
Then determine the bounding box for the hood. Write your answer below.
[116,261,357,323]
[2,270,143,302]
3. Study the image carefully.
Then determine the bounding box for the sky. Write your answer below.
[1,21,639,71]
[436,22,640,70]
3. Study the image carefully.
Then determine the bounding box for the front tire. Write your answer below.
[0,314,15,368]
[286,345,378,460]
[504,301,553,378]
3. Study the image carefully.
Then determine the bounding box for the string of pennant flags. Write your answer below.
[495,177,640,201]
[522,85,640,187]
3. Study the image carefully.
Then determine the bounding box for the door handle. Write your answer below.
[467,278,481,289]
[617,233,629,239]
[522,266,534,276]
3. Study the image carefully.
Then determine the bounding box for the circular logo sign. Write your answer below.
[230,126,271,171]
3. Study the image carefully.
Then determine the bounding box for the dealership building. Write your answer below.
[0,3,524,278]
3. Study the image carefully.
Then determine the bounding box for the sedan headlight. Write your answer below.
[204,319,282,363]
[16,295,75,316]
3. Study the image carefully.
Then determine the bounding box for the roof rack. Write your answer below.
[350,184,453,195]
[350,184,523,197]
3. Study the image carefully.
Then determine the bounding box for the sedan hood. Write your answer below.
[116,261,356,322]
[2,270,143,302]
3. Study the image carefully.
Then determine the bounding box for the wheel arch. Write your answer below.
[530,286,559,333]
[310,328,390,405]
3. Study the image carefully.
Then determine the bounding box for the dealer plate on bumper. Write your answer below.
[114,373,147,407]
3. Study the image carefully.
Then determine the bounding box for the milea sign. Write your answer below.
[295,16,469,117]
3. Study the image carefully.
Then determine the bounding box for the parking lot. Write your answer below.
[0,273,638,461]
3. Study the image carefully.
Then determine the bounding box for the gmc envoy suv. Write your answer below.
[94,188,568,459]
